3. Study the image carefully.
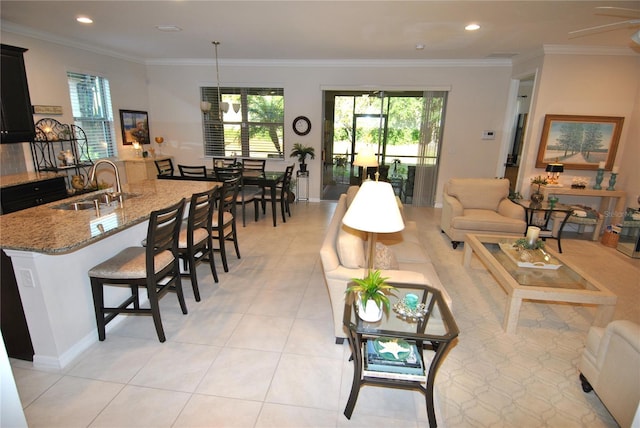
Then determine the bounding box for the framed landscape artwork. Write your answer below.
[535,114,624,170]
[119,110,150,145]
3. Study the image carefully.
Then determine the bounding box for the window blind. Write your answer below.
[202,87,284,159]
[67,72,115,159]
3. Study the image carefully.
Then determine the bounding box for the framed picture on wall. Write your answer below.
[535,114,624,170]
[119,109,150,145]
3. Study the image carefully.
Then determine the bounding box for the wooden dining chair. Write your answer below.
[211,176,241,272]
[88,198,186,342]
[215,166,261,226]
[155,158,175,177]
[178,164,208,178]
[242,158,266,172]
[177,188,218,302]
[254,164,294,223]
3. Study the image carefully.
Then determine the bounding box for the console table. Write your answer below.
[537,186,626,225]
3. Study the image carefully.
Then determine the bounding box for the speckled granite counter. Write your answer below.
[0,179,219,254]
[0,171,64,188]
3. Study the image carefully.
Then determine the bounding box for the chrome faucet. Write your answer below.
[89,159,123,200]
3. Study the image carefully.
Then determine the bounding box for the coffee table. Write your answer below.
[463,233,617,334]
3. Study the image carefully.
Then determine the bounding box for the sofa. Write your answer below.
[440,178,526,249]
[578,320,640,428]
[320,186,452,343]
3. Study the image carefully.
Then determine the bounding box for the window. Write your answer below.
[67,72,115,159]
[201,87,284,159]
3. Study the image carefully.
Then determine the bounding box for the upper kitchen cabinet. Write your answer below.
[1,44,35,144]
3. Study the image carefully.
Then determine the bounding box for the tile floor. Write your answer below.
[9,201,640,427]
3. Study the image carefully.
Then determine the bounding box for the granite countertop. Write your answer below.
[0,171,65,188]
[0,179,219,255]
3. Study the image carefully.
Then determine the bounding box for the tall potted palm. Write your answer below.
[289,143,315,172]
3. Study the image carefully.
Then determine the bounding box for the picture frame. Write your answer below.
[535,114,624,170]
[119,109,150,145]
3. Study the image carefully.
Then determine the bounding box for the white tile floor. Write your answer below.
[9,201,640,427]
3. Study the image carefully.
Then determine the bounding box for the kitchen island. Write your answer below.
[0,179,219,369]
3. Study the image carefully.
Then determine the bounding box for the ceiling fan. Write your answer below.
[569,6,640,44]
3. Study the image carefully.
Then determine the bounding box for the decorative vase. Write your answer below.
[357,298,383,322]
[531,191,544,204]
[71,174,86,191]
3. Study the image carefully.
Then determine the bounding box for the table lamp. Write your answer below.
[545,162,564,186]
[353,147,378,183]
[342,179,405,271]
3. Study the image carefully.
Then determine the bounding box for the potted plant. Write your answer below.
[345,270,397,322]
[530,175,548,204]
[289,143,315,173]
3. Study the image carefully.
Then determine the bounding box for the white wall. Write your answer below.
[147,61,513,201]
[516,52,640,210]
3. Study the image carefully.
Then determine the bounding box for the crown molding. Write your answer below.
[144,58,512,68]
[542,44,639,56]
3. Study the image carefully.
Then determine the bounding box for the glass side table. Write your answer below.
[342,282,459,427]
[513,199,573,252]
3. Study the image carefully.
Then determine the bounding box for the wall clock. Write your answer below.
[292,115,311,136]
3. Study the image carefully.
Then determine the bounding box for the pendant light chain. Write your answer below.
[213,40,222,120]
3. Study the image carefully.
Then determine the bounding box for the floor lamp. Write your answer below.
[342,179,405,272]
[353,148,378,184]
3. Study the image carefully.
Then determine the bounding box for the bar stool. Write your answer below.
[178,188,218,302]
[88,198,186,342]
[212,176,241,272]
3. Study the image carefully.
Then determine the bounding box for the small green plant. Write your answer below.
[289,143,315,165]
[514,237,545,250]
[346,270,397,312]
[530,175,548,193]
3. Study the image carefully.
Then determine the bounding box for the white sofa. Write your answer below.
[578,320,640,428]
[440,178,526,249]
[320,186,452,343]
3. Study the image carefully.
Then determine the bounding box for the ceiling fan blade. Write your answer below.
[569,19,640,38]
[595,6,640,18]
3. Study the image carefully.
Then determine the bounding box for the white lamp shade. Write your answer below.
[353,147,378,167]
[342,180,404,233]
[220,101,230,113]
[200,101,212,112]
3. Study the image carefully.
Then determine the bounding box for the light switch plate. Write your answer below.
[482,130,495,140]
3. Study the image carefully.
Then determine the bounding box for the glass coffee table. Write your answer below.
[463,234,617,334]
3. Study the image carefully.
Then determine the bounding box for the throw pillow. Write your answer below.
[337,225,365,268]
[374,242,399,270]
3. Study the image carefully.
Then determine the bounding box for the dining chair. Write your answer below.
[215,166,261,227]
[254,164,294,223]
[212,176,241,272]
[88,198,186,342]
[178,164,208,178]
[212,157,237,168]
[242,158,266,172]
[178,188,218,302]
[155,158,175,177]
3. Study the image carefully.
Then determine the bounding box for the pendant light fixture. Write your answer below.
[212,41,229,119]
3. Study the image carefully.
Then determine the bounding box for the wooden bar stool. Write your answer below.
[178,188,218,301]
[88,198,186,342]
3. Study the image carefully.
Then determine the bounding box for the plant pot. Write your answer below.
[357,298,383,322]
[299,163,307,172]
[531,191,544,204]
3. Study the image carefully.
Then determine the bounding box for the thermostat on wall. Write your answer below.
[482,130,495,140]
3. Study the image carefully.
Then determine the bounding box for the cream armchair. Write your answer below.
[440,178,526,249]
[579,320,640,428]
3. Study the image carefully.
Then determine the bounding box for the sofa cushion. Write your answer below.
[374,242,399,270]
[337,224,365,268]
[452,209,525,233]
[447,178,508,211]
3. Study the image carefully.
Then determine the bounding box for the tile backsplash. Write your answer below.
[0,143,28,176]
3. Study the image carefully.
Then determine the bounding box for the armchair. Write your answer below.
[579,320,640,428]
[440,178,526,249]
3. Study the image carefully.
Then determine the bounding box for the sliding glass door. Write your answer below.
[322,90,448,206]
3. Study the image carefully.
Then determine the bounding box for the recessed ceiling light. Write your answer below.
[76,16,93,24]
[415,43,425,50]
[155,25,183,32]
[465,23,480,31]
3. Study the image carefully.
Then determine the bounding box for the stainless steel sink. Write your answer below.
[52,192,140,210]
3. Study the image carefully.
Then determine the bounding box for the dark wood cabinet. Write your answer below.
[1,44,35,144]
[1,250,34,361]
[0,176,68,214]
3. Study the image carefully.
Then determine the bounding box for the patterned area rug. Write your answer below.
[410,207,640,427]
